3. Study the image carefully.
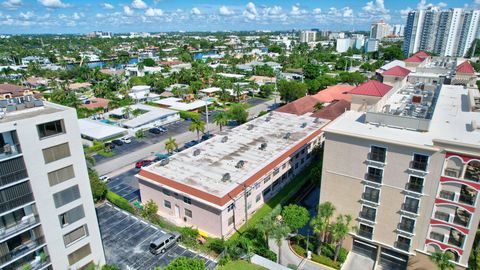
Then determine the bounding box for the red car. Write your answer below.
[135,160,152,169]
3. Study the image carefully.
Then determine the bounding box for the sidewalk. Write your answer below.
[268,239,330,270]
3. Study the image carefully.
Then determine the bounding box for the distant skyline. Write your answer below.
[0,0,477,34]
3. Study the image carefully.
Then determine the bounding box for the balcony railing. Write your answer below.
[0,193,34,214]
[395,241,410,252]
[0,214,39,241]
[447,236,464,249]
[398,223,414,234]
[405,183,423,194]
[434,211,450,222]
[365,173,382,184]
[458,193,476,206]
[402,203,419,214]
[444,167,462,178]
[368,152,386,163]
[0,169,28,188]
[439,190,455,201]
[359,211,376,222]
[453,212,470,227]
[362,193,379,203]
[0,236,45,265]
[358,228,373,239]
[430,232,445,243]
[411,161,428,172]
[0,143,22,161]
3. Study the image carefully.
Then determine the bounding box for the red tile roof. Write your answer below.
[81,98,110,110]
[0,83,27,96]
[350,80,393,97]
[311,100,350,120]
[312,85,355,103]
[456,61,475,74]
[404,51,430,63]
[382,65,411,77]
[275,96,321,115]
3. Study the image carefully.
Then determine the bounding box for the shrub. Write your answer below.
[89,169,107,202]
[106,191,135,214]
[206,238,225,254]
[256,246,277,262]
[180,227,199,247]
[180,111,201,121]
[311,253,340,269]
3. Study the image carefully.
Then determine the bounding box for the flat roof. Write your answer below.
[78,119,127,141]
[154,98,213,111]
[199,87,221,94]
[326,84,480,149]
[0,100,64,123]
[138,111,329,206]
[107,104,179,129]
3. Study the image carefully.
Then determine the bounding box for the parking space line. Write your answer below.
[109,218,140,239]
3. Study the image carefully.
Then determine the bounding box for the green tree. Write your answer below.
[271,221,291,264]
[336,71,367,86]
[259,84,275,98]
[189,119,206,141]
[140,199,158,221]
[233,84,243,102]
[430,251,455,270]
[88,169,107,202]
[255,205,281,246]
[330,214,354,262]
[135,129,145,139]
[122,106,133,119]
[277,79,308,103]
[213,111,229,131]
[163,257,207,270]
[101,265,120,270]
[310,201,336,254]
[281,204,310,233]
[142,58,156,67]
[303,63,322,80]
[165,137,178,153]
[381,43,405,61]
[228,103,248,124]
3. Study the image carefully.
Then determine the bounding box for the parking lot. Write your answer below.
[107,169,141,202]
[97,203,217,270]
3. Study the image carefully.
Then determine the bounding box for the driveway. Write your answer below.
[341,252,374,270]
[268,239,330,270]
[96,203,217,270]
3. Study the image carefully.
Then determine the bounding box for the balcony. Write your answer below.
[398,223,415,234]
[358,228,373,239]
[0,236,45,265]
[434,211,450,222]
[464,161,480,183]
[453,209,471,227]
[0,169,28,189]
[367,152,386,164]
[459,193,476,206]
[3,249,50,270]
[447,234,464,249]
[0,214,39,241]
[359,211,376,222]
[402,203,419,214]
[444,167,462,179]
[0,131,21,162]
[0,193,35,214]
[394,241,410,252]
[410,161,428,172]
[439,190,455,201]
[362,192,379,204]
[405,182,423,194]
[365,173,382,184]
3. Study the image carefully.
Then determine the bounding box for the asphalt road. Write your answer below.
[97,203,217,270]
[107,169,141,202]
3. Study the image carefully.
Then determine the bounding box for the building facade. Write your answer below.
[300,30,317,43]
[0,97,105,269]
[371,21,390,40]
[404,8,480,57]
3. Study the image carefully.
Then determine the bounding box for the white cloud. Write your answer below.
[123,5,134,16]
[290,4,307,16]
[243,2,258,20]
[417,0,447,9]
[145,8,163,17]
[19,11,33,19]
[131,0,147,9]
[38,0,70,8]
[72,12,84,20]
[342,7,353,17]
[313,8,322,14]
[265,5,282,16]
[101,3,114,9]
[191,7,201,15]
[363,0,389,14]
[219,5,234,16]
[96,13,105,18]
[2,0,22,9]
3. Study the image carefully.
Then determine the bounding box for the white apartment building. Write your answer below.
[300,30,317,43]
[0,96,105,269]
[370,21,390,40]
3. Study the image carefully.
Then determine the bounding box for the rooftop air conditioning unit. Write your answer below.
[221,136,228,143]
[235,160,245,169]
[313,118,320,123]
[222,173,231,182]
[265,117,271,122]
[193,149,201,156]
[160,158,169,166]
[283,132,291,139]
[301,122,307,128]
[247,124,254,130]
[259,142,267,150]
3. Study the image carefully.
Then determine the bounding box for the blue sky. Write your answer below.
[0,0,476,34]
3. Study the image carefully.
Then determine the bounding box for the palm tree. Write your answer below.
[213,111,230,131]
[310,201,336,255]
[430,251,455,270]
[233,84,243,102]
[189,119,205,141]
[255,206,281,246]
[271,221,291,265]
[165,137,178,154]
[330,214,353,262]
[122,106,132,119]
[218,87,230,106]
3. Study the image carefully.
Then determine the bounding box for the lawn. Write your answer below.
[216,260,267,270]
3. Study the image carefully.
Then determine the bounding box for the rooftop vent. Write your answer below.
[269,111,274,116]
[160,158,169,166]
[313,118,321,123]
[283,132,291,139]
[259,142,267,150]
[222,173,231,182]
[265,116,272,122]
[235,160,245,169]
[193,149,201,156]
[221,136,228,143]
[247,124,254,130]
[301,122,307,128]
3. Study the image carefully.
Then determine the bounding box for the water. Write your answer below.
[298,185,320,236]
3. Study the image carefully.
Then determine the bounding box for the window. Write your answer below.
[254,182,260,189]
[439,190,455,201]
[164,200,171,209]
[245,190,251,197]
[37,120,65,139]
[273,168,280,176]
[272,180,280,190]
[228,216,234,226]
[301,158,305,164]
[68,244,91,265]
[256,194,261,202]
[407,176,424,193]
[358,224,373,239]
[63,224,88,246]
[183,197,191,204]
[43,143,71,163]
[53,185,80,208]
[360,206,376,222]
[403,197,420,214]
[59,205,85,228]
[162,189,170,196]
[227,203,235,212]
[430,231,445,242]
[370,146,386,163]
[247,202,252,209]
[363,187,380,203]
[412,154,429,171]
[398,217,415,233]
[301,149,305,155]
[263,175,271,184]
[295,163,299,169]
[185,209,192,218]
[396,236,411,251]
[366,167,383,183]
[48,165,75,186]
[282,163,286,169]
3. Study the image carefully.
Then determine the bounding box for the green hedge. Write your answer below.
[291,244,340,269]
[179,111,200,121]
[106,191,135,214]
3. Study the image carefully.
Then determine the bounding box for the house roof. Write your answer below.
[404,51,429,63]
[382,65,411,77]
[311,100,351,120]
[350,80,393,97]
[275,96,321,115]
[312,85,355,103]
[0,83,27,95]
[81,98,110,110]
[456,61,475,74]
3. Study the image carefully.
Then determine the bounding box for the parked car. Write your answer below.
[149,232,181,254]
[184,140,198,148]
[99,175,110,182]
[159,126,167,132]
[135,160,152,169]
[121,136,132,144]
[112,139,124,146]
[149,128,162,134]
[104,142,115,150]
[201,133,214,141]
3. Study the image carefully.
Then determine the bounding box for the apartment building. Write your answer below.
[0,96,105,269]
[371,21,390,40]
[300,30,317,43]
[137,112,328,238]
[403,8,480,57]
[320,77,480,269]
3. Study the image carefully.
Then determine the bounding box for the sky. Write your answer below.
[0,0,477,34]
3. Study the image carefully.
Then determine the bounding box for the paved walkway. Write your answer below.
[341,252,374,270]
[268,239,330,270]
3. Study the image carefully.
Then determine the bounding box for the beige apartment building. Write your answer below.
[137,111,328,238]
[321,79,480,270]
